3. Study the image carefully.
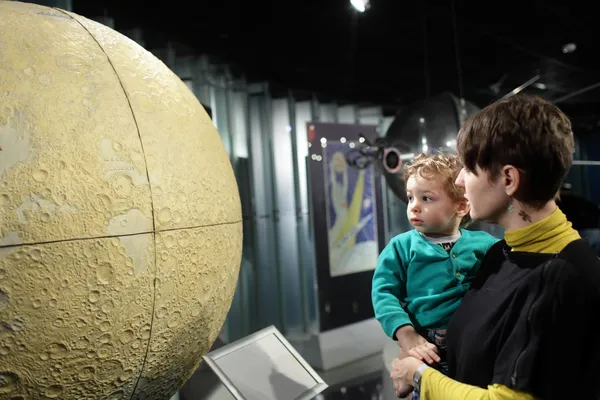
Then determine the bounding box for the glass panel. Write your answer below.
[229,90,249,158]
[212,82,232,156]
[563,135,600,256]
[271,98,302,334]
[319,103,337,123]
[337,105,356,124]
[294,102,318,333]
[358,106,383,126]
[248,95,282,330]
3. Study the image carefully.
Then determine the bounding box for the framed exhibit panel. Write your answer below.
[307,122,386,332]
[203,325,328,400]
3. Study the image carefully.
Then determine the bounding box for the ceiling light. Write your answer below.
[562,43,576,54]
[350,0,370,12]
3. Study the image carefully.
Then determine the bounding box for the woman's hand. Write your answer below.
[390,356,425,397]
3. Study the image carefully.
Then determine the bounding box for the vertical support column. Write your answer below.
[239,82,260,336]
[288,93,310,335]
[294,100,320,334]
[248,84,283,331]
[375,115,390,246]
[337,104,356,124]
[271,96,302,335]
[223,78,258,342]
[173,55,195,99]
[311,95,321,123]
[206,68,233,158]
[191,56,213,108]
[319,102,338,123]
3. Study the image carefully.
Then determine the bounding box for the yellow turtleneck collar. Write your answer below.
[504,207,581,253]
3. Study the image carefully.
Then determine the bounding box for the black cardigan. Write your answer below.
[446,239,600,399]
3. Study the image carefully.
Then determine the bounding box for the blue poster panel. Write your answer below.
[307,122,386,331]
[324,141,379,277]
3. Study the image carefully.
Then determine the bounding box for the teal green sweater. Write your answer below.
[372,228,498,338]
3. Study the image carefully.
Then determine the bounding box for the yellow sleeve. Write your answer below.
[420,368,534,400]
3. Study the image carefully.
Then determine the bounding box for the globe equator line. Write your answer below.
[0,219,244,251]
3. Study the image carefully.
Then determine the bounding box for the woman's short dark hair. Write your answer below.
[457,95,574,209]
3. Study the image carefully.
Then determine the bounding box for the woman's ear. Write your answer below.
[501,165,521,197]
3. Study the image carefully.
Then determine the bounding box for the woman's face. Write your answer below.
[455,166,509,224]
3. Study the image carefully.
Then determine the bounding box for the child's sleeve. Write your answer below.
[371,239,411,339]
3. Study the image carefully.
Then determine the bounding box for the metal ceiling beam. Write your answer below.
[501,75,541,99]
[553,82,600,104]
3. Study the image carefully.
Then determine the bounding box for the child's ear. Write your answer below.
[456,198,470,218]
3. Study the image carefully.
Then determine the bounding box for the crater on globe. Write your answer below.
[0,2,242,399]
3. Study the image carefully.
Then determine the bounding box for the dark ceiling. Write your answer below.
[71,0,600,132]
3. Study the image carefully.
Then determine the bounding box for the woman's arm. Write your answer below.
[390,358,533,400]
[420,368,533,400]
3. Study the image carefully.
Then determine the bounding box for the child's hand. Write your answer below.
[396,325,441,366]
[408,341,440,365]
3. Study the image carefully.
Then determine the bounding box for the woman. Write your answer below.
[390,95,600,400]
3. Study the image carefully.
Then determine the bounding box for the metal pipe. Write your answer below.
[573,160,600,166]
[501,74,541,99]
[553,81,600,104]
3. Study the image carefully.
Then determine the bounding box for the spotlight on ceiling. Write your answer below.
[350,0,370,12]
[562,43,577,54]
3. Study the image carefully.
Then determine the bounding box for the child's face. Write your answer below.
[405,174,462,235]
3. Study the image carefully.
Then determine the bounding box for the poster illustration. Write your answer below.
[324,141,379,277]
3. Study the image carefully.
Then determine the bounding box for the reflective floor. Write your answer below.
[180,369,383,400]
[179,350,385,400]
[319,373,382,400]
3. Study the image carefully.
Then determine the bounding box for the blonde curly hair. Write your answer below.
[402,151,471,226]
